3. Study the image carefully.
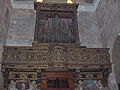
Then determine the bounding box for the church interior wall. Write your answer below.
[0,0,12,89]
[0,0,120,89]
[77,11,102,48]
[112,36,120,85]
[96,0,120,89]
[96,0,120,48]
[6,8,36,46]
[6,5,102,48]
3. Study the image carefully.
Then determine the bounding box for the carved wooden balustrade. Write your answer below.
[2,44,111,67]
[1,44,111,88]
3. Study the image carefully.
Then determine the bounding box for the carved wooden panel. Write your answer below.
[2,45,110,65]
[41,72,73,78]
[9,72,37,80]
[78,72,102,80]
[68,79,74,88]
[37,11,76,44]
[34,2,78,11]
[42,80,47,88]
[41,72,73,89]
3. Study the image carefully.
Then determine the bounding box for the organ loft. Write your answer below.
[1,0,111,90]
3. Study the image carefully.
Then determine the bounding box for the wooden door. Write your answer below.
[41,72,74,89]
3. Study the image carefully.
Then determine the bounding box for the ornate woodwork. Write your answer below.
[34,2,79,44]
[41,72,73,88]
[1,2,111,89]
[2,44,111,88]
[2,45,110,65]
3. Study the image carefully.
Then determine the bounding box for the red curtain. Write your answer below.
[41,88,74,90]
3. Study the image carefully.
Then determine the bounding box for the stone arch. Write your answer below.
[106,34,120,90]
[112,35,120,85]
[8,80,37,90]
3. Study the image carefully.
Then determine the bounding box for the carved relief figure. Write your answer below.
[16,82,29,90]
[78,80,83,90]
[78,80,104,90]
[95,80,104,90]
[38,11,76,44]
[53,14,60,43]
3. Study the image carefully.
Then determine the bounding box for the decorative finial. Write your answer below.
[67,0,74,4]
[36,0,43,2]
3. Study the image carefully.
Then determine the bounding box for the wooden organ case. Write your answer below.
[2,2,111,90]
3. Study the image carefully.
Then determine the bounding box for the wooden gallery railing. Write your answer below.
[1,44,111,88]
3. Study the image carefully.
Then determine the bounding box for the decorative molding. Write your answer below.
[2,45,111,65]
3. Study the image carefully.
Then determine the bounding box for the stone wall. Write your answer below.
[0,0,12,89]
[6,9,36,46]
[77,11,102,48]
[112,36,120,86]
[6,7,101,48]
[11,0,34,9]
[0,0,12,45]
[96,0,120,48]
[96,0,120,89]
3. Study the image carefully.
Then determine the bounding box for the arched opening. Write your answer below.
[112,35,120,89]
